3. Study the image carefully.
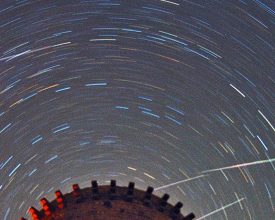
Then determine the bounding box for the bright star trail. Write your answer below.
[0,1,274,219]
[155,174,206,191]
[201,157,275,173]
[196,198,246,220]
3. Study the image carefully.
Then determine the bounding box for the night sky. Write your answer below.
[0,0,274,219]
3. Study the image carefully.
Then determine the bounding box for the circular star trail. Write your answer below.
[0,0,274,219]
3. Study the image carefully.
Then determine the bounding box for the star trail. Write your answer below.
[0,0,274,219]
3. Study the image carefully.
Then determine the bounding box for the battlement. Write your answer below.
[21,180,195,220]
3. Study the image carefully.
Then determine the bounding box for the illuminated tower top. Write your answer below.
[20,180,195,220]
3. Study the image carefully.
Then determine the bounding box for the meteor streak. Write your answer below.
[155,174,205,191]
[0,42,71,61]
[196,198,245,220]
[201,158,275,173]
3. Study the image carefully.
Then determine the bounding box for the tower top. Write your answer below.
[21,180,195,220]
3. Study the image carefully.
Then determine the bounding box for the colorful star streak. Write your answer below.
[0,0,274,219]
